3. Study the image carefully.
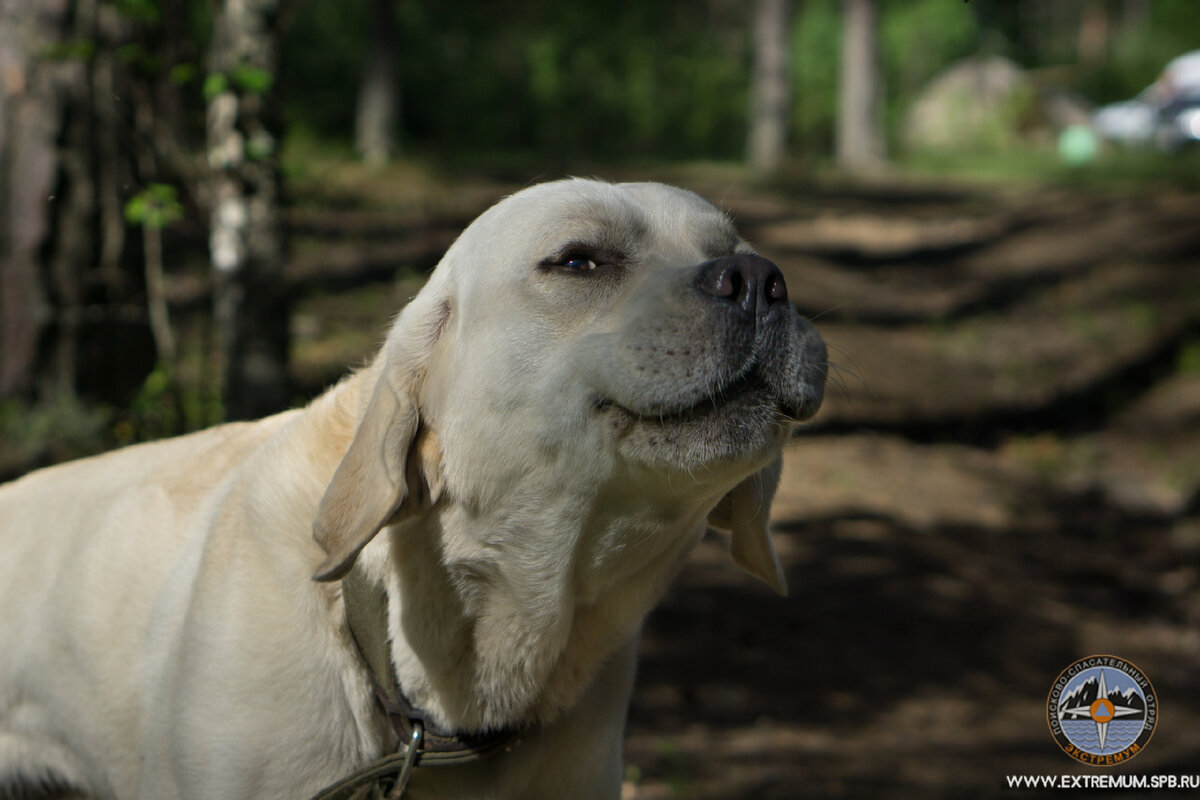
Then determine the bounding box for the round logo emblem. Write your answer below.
[1047,655,1157,766]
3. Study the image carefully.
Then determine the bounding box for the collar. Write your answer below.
[310,571,525,800]
[340,569,525,764]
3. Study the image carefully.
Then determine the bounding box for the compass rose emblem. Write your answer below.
[1047,655,1157,766]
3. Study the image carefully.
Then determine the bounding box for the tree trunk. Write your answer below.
[207,0,291,420]
[1077,0,1108,67]
[2,0,207,412]
[747,0,791,175]
[836,0,885,171]
[0,0,67,399]
[355,0,399,168]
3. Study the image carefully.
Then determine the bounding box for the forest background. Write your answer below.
[2,0,1197,449]
[3,2,1200,796]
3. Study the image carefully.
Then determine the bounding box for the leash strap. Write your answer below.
[307,722,420,800]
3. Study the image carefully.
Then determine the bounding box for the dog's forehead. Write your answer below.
[617,181,741,255]
[482,179,740,258]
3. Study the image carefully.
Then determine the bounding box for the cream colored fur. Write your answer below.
[0,179,824,800]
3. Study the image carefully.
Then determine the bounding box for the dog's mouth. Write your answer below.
[596,368,817,428]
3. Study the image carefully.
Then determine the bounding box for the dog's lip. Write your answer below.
[596,370,810,424]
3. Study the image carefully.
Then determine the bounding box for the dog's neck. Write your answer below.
[345,485,705,735]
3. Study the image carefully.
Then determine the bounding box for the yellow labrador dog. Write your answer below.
[0,179,825,800]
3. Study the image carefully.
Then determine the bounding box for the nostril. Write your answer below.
[766,273,787,303]
[726,269,743,302]
[695,254,789,314]
[700,264,738,299]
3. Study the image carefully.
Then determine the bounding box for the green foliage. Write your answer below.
[651,738,693,797]
[41,39,97,62]
[883,0,977,97]
[231,64,275,94]
[115,0,161,24]
[789,0,977,156]
[245,132,276,161]
[114,363,223,446]
[275,0,1200,163]
[203,65,275,101]
[882,0,977,134]
[116,42,163,74]
[0,397,111,473]
[1076,0,1200,104]
[203,72,228,100]
[1178,340,1200,375]
[790,0,840,155]
[169,62,199,85]
[281,0,748,160]
[127,364,181,442]
[902,146,1200,189]
[116,42,145,64]
[1124,301,1159,332]
[124,183,183,230]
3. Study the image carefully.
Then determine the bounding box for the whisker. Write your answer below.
[826,360,878,403]
[809,304,844,322]
[816,361,851,400]
[823,342,871,390]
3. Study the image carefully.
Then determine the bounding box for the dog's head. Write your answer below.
[311,179,825,596]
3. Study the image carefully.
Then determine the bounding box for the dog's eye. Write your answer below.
[563,255,598,272]
[541,246,621,277]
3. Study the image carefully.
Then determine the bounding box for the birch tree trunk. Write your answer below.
[207,0,291,420]
[836,0,885,171]
[355,0,399,168]
[747,0,791,175]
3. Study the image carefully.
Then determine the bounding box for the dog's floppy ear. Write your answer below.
[311,375,418,582]
[707,454,787,596]
[312,298,451,583]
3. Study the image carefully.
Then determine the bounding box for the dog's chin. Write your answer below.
[598,381,796,472]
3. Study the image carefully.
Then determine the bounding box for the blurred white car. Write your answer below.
[1154,94,1200,150]
[1162,49,1200,96]
[1093,49,1200,150]
[1093,98,1156,144]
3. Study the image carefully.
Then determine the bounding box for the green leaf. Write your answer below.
[124,184,183,230]
[115,0,161,24]
[116,43,145,65]
[123,195,146,225]
[230,65,274,95]
[245,132,276,161]
[41,39,96,62]
[203,73,228,101]
[168,62,199,85]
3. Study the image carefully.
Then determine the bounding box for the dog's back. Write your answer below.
[0,417,296,797]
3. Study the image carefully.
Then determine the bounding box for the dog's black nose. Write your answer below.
[694,253,788,321]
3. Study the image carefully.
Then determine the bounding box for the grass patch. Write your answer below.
[1177,339,1200,375]
[0,396,111,479]
[898,145,1200,189]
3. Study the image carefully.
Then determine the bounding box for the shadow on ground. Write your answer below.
[626,510,1200,798]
